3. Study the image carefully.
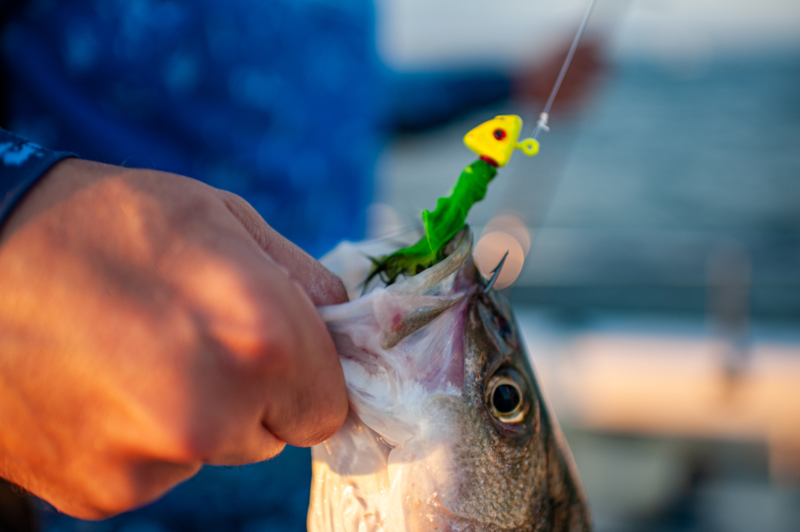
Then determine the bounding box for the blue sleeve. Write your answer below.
[0,128,76,229]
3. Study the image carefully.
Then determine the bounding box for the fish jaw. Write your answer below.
[318,229,475,444]
[311,231,475,532]
[319,288,471,447]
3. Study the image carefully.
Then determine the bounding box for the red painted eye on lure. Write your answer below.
[493,129,506,140]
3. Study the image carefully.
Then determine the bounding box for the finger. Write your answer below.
[214,189,348,306]
[167,230,348,460]
[253,274,350,447]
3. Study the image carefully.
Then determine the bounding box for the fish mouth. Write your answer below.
[385,226,473,297]
[318,227,478,446]
[377,227,473,349]
[353,227,476,395]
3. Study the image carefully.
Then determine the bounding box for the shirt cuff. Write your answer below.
[0,128,77,229]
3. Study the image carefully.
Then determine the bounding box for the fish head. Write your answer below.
[311,228,591,532]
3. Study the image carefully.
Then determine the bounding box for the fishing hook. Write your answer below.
[484,250,509,292]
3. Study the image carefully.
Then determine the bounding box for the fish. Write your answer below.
[309,227,591,531]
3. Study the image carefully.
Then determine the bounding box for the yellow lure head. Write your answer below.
[463,115,540,167]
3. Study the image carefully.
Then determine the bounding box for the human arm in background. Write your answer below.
[0,130,349,519]
[386,40,603,132]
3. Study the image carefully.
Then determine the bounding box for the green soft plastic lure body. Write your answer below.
[365,115,539,287]
[366,159,497,286]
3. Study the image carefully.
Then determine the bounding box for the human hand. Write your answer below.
[0,159,348,519]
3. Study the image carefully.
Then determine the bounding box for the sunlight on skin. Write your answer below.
[0,158,348,519]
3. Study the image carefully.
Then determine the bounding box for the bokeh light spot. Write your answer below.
[474,231,525,290]
[481,213,531,256]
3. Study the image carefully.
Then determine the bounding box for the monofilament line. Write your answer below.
[531,0,599,140]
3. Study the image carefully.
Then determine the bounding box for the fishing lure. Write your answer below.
[365,116,539,286]
[365,0,598,288]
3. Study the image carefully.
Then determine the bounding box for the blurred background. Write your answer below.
[373,0,800,531]
[1,0,799,530]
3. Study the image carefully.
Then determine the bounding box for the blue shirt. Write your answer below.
[1,1,380,530]
[1,0,381,258]
[0,2,512,529]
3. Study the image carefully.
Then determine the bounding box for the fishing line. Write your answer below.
[486,0,601,293]
[530,0,599,140]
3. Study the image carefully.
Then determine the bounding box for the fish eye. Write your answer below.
[485,371,528,425]
[493,382,520,413]
[493,128,506,140]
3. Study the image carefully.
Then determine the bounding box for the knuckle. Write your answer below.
[215,191,273,247]
[327,275,349,305]
[174,193,217,227]
[218,319,297,375]
[293,381,348,447]
[163,430,217,464]
[292,408,347,448]
[303,419,344,447]
[74,480,154,519]
[153,413,230,464]
[90,491,146,519]
[86,462,200,518]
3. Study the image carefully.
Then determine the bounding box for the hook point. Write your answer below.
[483,250,509,292]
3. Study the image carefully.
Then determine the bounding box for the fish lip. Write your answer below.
[387,226,473,297]
[374,226,474,350]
